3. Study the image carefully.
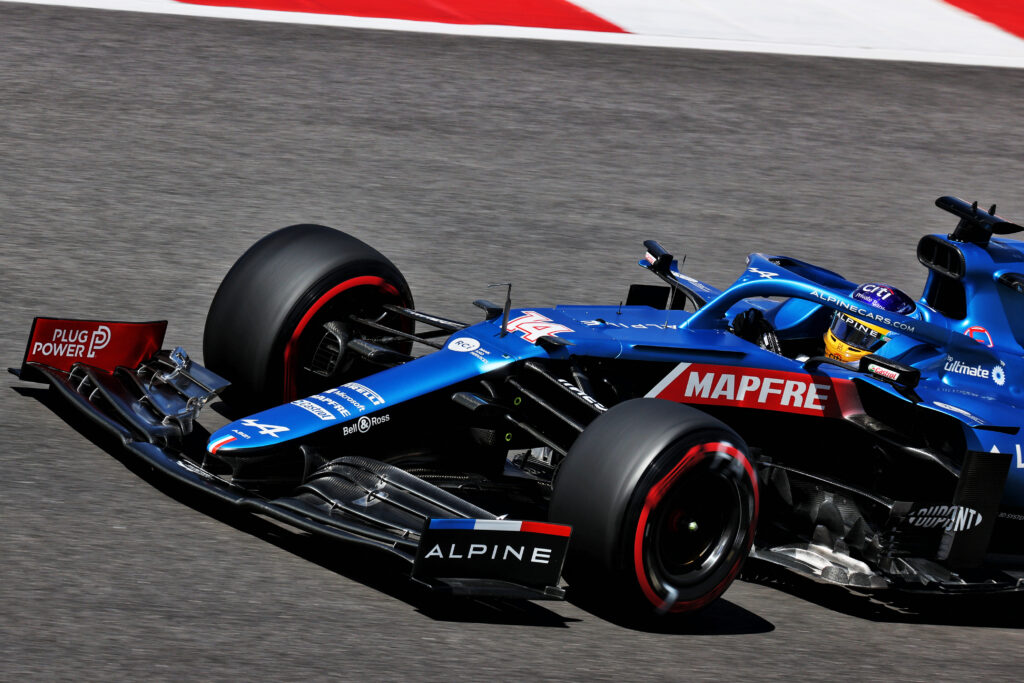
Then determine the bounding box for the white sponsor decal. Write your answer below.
[324,387,366,412]
[343,413,390,436]
[809,289,917,333]
[556,378,607,412]
[581,319,679,330]
[933,401,981,423]
[943,357,1005,385]
[684,370,827,409]
[678,367,831,413]
[505,311,573,344]
[670,270,714,293]
[238,418,290,438]
[176,459,217,481]
[856,283,893,300]
[342,382,386,406]
[906,505,983,532]
[30,324,111,360]
[292,399,336,421]
[423,543,552,564]
[311,393,352,418]
[448,336,493,362]
[448,337,481,353]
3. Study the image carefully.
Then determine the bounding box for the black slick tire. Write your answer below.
[549,398,758,616]
[203,225,412,410]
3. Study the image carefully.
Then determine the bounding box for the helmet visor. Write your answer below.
[829,313,888,353]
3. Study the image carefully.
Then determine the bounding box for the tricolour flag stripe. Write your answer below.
[428,518,572,536]
[208,435,237,453]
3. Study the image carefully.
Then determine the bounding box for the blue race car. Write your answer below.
[15,196,1024,617]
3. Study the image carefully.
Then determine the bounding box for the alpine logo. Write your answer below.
[423,543,553,564]
[343,413,390,436]
[649,363,847,417]
[239,418,289,438]
[505,311,573,344]
[748,267,779,279]
[906,505,983,532]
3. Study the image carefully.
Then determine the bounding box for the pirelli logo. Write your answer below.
[648,362,846,417]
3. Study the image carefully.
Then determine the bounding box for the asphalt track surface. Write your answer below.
[4,3,1024,680]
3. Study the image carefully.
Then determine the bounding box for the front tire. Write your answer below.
[549,398,758,615]
[203,224,412,410]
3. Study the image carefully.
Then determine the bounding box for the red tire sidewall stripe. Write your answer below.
[632,441,759,612]
[281,275,400,401]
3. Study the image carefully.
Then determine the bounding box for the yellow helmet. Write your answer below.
[824,313,890,362]
[824,283,917,362]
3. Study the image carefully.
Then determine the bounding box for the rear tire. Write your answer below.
[203,225,412,410]
[549,398,758,616]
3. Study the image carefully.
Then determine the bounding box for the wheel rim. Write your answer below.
[647,466,742,586]
[632,441,756,612]
[282,276,407,401]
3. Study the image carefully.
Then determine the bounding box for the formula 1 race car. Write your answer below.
[14,196,1024,617]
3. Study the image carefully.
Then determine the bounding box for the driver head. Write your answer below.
[824,283,916,362]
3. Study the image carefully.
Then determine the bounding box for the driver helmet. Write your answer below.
[824,283,917,362]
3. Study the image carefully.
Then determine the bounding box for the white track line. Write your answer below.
[7,0,1024,68]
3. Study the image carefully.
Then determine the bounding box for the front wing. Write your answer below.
[13,317,569,600]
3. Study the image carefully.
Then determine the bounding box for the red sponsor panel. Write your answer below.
[24,318,167,373]
[654,363,854,418]
[177,0,625,32]
[944,1,1024,40]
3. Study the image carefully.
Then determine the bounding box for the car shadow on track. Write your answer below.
[743,560,1024,628]
[567,591,775,635]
